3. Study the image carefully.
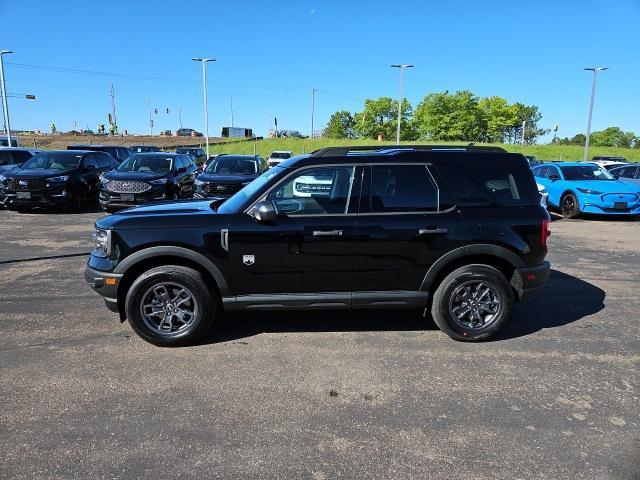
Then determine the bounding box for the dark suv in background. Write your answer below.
[194,154,265,198]
[85,145,550,347]
[99,152,197,211]
[67,144,131,164]
[3,150,117,211]
[176,147,206,165]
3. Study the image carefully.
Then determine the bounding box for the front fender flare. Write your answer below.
[113,245,230,296]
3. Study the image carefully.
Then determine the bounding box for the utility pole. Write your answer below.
[148,99,153,136]
[179,108,183,129]
[391,64,414,145]
[583,67,608,162]
[521,120,526,146]
[310,88,316,139]
[192,57,215,156]
[110,82,117,133]
[0,50,14,147]
[230,96,234,127]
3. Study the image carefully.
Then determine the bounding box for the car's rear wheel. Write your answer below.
[431,264,514,342]
[125,265,216,347]
[561,192,580,218]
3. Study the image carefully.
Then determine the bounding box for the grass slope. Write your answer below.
[210,138,640,162]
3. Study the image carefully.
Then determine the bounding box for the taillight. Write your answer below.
[541,219,550,249]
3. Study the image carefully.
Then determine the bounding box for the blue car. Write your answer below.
[532,162,640,218]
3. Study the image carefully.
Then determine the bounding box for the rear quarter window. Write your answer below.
[436,164,537,207]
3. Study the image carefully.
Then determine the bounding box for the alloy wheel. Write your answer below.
[448,281,503,330]
[139,282,199,337]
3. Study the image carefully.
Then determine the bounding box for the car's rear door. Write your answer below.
[227,164,359,308]
[352,162,466,307]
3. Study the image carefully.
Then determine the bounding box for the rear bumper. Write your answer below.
[84,265,122,314]
[510,261,550,301]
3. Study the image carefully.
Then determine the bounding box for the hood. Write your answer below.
[103,170,168,182]
[569,179,640,193]
[197,172,257,184]
[95,199,223,230]
[6,167,76,179]
[0,164,22,173]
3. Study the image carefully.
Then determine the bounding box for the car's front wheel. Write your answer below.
[431,264,514,342]
[561,192,580,218]
[125,265,216,347]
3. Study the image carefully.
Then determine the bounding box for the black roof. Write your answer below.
[129,151,180,156]
[279,145,522,169]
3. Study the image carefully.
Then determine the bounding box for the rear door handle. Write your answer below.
[313,230,343,237]
[418,228,448,235]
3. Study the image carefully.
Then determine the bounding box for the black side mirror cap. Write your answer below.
[253,200,277,223]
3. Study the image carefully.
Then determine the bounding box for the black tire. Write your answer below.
[125,265,216,347]
[561,192,580,219]
[431,264,514,342]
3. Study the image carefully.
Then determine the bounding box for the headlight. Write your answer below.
[47,175,69,182]
[577,188,603,195]
[148,178,168,185]
[194,179,205,186]
[92,228,111,257]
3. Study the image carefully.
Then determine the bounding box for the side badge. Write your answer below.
[243,255,255,266]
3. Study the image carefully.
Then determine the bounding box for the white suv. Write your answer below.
[267,151,293,168]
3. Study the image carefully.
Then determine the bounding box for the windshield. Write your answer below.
[270,152,292,159]
[118,154,173,173]
[22,152,82,170]
[217,166,286,213]
[561,165,615,181]
[206,156,258,175]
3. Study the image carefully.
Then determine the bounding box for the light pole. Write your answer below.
[0,50,14,147]
[391,64,413,145]
[192,57,215,156]
[583,67,607,162]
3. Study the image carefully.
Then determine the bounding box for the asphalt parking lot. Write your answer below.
[0,208,638,479]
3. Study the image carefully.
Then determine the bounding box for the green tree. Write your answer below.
[590,127,638,148]
[414,90,485,142]
[323,110,356,139]
[504,103,548,145]
[354,97,417,141]
[478,96,518,143]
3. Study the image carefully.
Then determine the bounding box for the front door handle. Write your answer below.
[313,230,343,237]
[418,227,448,235]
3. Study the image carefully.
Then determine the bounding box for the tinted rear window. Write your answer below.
[437,164,536,207]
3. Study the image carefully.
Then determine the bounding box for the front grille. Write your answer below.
[6,178,48,191]
[106,180,151,194]
[203,183,241,195]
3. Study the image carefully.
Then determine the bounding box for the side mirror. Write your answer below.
[253,201,277,223]
[177,167,187,174]
[549,174,560,181]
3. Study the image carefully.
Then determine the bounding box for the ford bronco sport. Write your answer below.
[85,146,551,346]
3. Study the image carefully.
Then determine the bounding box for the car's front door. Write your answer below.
[82,154,100,195]
[352,163,466,307]
[228,164,359,308]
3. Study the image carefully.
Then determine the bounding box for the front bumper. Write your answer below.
[4,188,71,208]
[510,261,551,301]
[99,185,168,209]
[580,202,640,215]
[84,265,122,314]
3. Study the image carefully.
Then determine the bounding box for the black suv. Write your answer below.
[3,150,117,211]
[85,146,551,347]
[67,144,131,164]
[176,147,207,165]
[99,152,197,211]
[194,154,265,198]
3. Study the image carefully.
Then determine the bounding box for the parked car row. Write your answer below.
[0,151,267,212]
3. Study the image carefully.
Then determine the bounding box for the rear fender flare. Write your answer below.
[420,244,524,292]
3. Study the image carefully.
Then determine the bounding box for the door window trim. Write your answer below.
[244,162,456,217]
[245,163,357,217]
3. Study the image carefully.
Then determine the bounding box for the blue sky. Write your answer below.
[1,0,639,141]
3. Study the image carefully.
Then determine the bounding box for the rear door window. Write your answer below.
[437,165,536,207]
[369,164,439,213]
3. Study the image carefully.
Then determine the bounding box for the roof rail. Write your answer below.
[310,145,507,157]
